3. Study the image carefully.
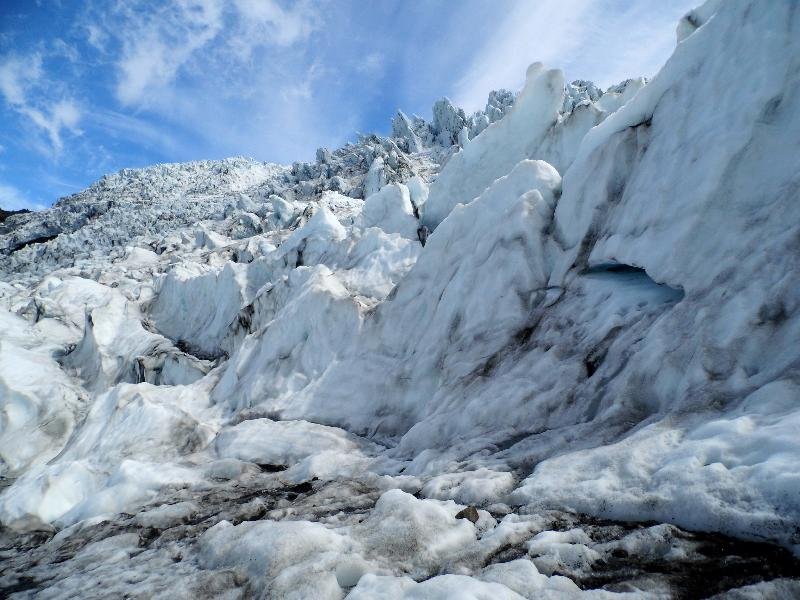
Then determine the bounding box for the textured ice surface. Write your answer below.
[1,0,800,597]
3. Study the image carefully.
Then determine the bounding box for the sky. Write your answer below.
[0,0,698,211]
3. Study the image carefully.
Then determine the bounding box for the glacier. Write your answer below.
[1,0,800,597]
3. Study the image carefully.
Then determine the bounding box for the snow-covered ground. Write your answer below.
[2,0,800,597]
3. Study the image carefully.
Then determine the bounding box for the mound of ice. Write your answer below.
[358,183,419,240]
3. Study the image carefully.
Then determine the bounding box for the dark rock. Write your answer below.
[455,506,479,523]
[0,208,31,224]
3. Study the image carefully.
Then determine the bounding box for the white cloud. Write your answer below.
[101,0,318,107]
[52,39,80,62]
[0,53,82,154]
[114,0,224,105]
[0,182,44,211]
[84,22,108,51]
[0,53,43,105]
[20,99,81,153]
[72,0,328,162]
[232,0,318,54]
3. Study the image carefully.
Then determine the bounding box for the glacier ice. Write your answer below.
[1,0,800,597]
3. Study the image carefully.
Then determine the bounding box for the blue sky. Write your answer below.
[0,0,697,210]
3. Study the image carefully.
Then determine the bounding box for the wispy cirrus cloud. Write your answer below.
[231,0,320,56]
[88,109,187,156]
[452,0,595,110]
[80,0,320,108]
[111,0,224,106]
[451,0,697,111]
[69,0,327,162]
[0,53,41,105]
[0,52,82,155]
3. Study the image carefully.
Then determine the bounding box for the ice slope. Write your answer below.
[511,0,800,544]
[1,0,800,597]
